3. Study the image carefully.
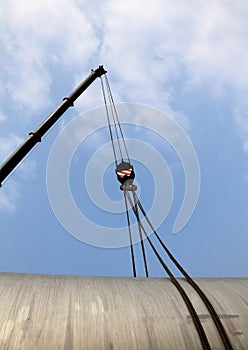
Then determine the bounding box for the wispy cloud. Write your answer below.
[0,0,99,115]
[1,1,247,116]
[234,108,248,156]
[0,133,22,164]
[0,133,36,212]
[1,0,248,209]
[0,179,19,212]
[0,112,7,123]
[0,133,22,212]
[74,1,248,123]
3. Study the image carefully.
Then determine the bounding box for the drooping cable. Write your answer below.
[125,191,211,350]
[124,191,136,278]
[132,191,149,277]
[134,193,233,350]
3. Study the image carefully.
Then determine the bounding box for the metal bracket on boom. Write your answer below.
[62,97,74,107]
[29,132,41,143]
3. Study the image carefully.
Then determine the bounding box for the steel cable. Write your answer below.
[126,191,211,350]
[104,75,131,163]
[101,72,232,350]
[132,191,149,277]
[104,75,124,162]
[100,76,118,165]
[124,191,136,277]
[134,193,233,350]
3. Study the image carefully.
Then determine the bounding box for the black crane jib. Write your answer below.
[0,65,107,186]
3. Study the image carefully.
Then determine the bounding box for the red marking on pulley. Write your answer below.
[116,161,135,186]
[117,169,132,178]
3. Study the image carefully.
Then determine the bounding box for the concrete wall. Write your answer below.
[0,273,247,349]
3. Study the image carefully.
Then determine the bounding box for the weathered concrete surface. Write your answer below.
[0,273,247,349]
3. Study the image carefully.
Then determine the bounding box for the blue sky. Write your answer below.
[0,0,248,277]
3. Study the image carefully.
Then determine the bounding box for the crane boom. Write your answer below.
[0,65,106,186]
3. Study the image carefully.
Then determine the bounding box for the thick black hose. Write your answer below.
[132,191,149,277]
[126,191,211,350]
[135,194,233,350]
[124,191,136,277]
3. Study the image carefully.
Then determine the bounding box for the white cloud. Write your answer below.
[0,133,22,164]
[0,112,7,122]
[95,0,248,95]
[1,1,247,119]
[0,133,36,212]
[234,109,248,155]
[0,0,99,114]
[1,0,248,208]
[91,0,248,154]
[183,2,248,92]
[0,179,19,212]
[72,0,248,138]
